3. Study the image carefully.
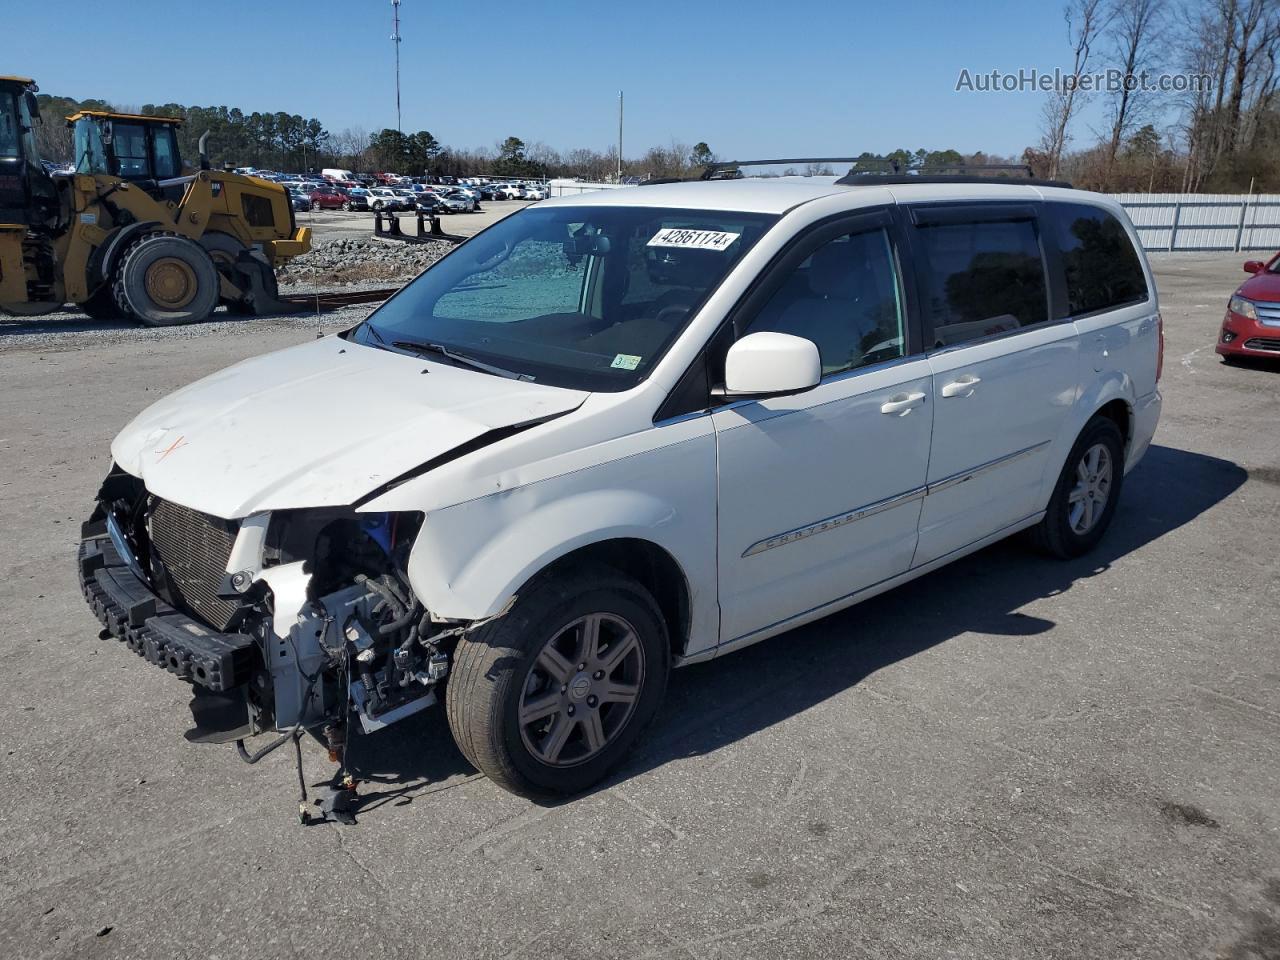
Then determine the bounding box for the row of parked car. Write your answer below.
[234,168,550,214]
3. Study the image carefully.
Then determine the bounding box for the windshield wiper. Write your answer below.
[392,339,524,379]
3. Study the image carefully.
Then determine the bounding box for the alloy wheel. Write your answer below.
[1068,442,1113,535]
[518,613,645,767]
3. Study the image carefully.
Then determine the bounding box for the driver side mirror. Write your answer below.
[1244,260,1264,274]
[716,332,821,399]
[23,91,41,125]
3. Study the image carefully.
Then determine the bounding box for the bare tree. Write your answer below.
[1042,0,1112,179]
[1224,0,1280,154]
[1104,0,1166,176]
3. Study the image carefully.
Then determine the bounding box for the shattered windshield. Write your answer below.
[355,205,777,391]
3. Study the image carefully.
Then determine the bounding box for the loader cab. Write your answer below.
[0,76,58,226]
[69,112,184,184]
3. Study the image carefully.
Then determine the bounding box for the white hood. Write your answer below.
[111,336,587,518]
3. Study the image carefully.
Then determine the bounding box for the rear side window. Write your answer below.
[915,217,1048,347]
[1048,203,1149,317]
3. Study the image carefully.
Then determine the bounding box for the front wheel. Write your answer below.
[112,232,220,327]
[446,568,669,799]
[1028,416,1125,559]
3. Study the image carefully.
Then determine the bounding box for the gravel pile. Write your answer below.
[277,237,453,287]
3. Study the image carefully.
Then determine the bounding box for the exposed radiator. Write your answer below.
[148,498,241,631]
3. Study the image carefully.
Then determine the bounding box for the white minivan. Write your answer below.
[80,170,1162,800]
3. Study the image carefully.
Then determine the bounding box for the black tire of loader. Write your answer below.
[112,232,220,327]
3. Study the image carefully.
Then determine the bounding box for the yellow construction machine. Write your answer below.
[0,76,310,325]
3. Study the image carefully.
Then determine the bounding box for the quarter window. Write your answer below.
[915,217,1048,347]
[1048,203,1148,316]
[742,227,906,375]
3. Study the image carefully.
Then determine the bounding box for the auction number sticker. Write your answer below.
[647,228,740,251]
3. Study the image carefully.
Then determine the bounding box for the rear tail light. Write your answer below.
[1156,313,1164,382]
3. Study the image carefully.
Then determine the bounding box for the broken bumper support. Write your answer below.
[78,536,255,692]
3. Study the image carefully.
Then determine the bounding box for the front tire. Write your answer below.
[1029,415,1125,559]
[112,233,220,327]
[446,568,669,799]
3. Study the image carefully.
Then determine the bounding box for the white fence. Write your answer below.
[543,181,1279,253]
[1112,193,1280,253]
[547,179,629,196]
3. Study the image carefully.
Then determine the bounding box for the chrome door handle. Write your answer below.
[880,391,926,416]
[941,375,981,398]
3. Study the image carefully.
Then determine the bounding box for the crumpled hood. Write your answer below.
[111,336,587,518]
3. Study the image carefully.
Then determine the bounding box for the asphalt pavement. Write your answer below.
[0,251,1277,959]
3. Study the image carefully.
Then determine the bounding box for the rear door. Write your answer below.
[908,202,1079,566]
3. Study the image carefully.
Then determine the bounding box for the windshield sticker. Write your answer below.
[610,354,642,371]
[647,228,740,251]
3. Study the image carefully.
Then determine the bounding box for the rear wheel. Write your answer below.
[446,568,669,799]
[112,233,220,327]
[1028,416,1125,559]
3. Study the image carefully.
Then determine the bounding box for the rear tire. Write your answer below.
[112,233,220,327]
[1028,416,1125,559]
[446,567,669,799]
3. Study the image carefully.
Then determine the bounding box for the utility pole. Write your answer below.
[617,90,623,183]
[392,0,403,135]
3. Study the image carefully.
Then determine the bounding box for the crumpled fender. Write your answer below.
[409,488,683,620]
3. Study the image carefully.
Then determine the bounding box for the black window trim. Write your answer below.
[905,200,1071,355]
[653,204,923,424]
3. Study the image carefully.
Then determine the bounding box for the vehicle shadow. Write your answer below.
[338,443,1246,815]
[1224,354,1280,373]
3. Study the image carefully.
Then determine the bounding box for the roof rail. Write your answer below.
[636,157,1073,189]
[836,161,1071,188]
[699,157,866,180]
[837,173,1074,189]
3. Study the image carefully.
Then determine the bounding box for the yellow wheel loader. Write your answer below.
[0,77,310,325]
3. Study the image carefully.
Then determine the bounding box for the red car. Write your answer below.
[308,187,346,210]
[1218,254,1280,361]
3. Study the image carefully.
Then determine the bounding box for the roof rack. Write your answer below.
[637,157,1073,189]
[836,161,1070,188]
[698,157,865,180]
[837,173,1073,188]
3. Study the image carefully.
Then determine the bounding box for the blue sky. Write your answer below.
[3,0,1141,159]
